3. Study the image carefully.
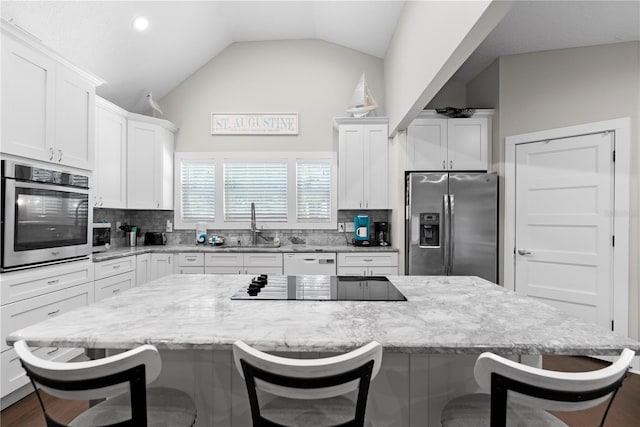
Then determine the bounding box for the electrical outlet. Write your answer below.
[165,220,173,233]
[338,222,346,232]
[345,222,355,232]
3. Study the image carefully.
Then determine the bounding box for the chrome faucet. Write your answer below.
[250,202,259,245]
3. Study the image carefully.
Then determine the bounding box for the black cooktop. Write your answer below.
[231,275,407,301]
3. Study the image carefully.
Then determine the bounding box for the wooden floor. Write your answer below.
[1,356,638,426]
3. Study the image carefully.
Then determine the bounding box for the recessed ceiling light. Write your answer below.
[133,16,149,31]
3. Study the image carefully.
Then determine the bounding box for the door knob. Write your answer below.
[517,249,532,255]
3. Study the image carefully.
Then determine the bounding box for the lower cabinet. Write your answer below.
[94,271,134,302]
[150,253,174,280]
[177,253,205,274]
[0,281,93,398]
[136,253,151,286]
[337,253,398,276]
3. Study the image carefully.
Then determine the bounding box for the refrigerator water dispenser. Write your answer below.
[420,213,440,247]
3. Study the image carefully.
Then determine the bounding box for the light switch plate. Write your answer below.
[345,222,355,232]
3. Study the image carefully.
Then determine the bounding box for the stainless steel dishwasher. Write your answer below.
[283,253,337,275]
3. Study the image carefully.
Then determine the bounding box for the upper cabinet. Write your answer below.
[336,118,389,209]
[127,114,176,210]
[94,97,127,208]
[0,22,104,170]
[406,110,493,172]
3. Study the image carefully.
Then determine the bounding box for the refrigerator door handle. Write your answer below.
[443,194,450,274]
[449,194,455,274]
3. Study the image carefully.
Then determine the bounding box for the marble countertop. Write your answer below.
[7,275,639,355]
[93,244,398,262]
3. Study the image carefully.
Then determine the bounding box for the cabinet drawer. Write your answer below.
[337,252,398,267]
[205,266,243,275]
[94,271,134,302]
[204,253,243,267]
[244,266,283,275]
[243,253,283,268]
[1,346,83,397]
[1,283,93,353]
[178,253,204,266]
[178,266,205,274]
[94,256,135,280]
[1,260,94,305]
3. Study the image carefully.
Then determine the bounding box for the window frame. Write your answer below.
[174,152,337,230]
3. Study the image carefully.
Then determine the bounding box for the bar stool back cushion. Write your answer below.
[14,340,196,427]
[233,340,382,427]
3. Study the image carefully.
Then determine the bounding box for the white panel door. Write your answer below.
[406,118,447,170]
[1,34,55,161]
[54,66,95,169]
[364,124,389,209]
[127,121,159,209]
[447,118,487,171]
[514,132,613,330]
[338,125,364,209]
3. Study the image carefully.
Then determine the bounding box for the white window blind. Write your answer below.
[224,162,287,221]
[297,161,331,221]
[180,160,215,222]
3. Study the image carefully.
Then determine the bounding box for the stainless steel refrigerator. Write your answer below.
[405,172,498,282]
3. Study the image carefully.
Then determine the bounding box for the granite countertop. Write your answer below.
[93,244,398,262]
[7,275,639,355]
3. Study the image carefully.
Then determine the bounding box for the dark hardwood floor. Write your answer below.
[1,356,638,426]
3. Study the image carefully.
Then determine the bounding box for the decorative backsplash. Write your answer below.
[93,208,392,248]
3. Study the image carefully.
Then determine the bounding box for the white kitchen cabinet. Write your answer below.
[94,97,127,208]
[150,253,174,280]
[0,281,93,397]
[177,253,205,274]
[0,23,103,170]
[127,115,176,210]
[94,271,134,302]
[337,252,398,276]
[136,254,151,286]
[93,256,135,280]
[242,253,283,274]
[406,110,493,172]
[336,118,389,209]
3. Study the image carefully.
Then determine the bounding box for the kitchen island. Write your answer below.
[7,274,639,426]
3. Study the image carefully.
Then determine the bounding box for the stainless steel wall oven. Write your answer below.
[1,160,91,271]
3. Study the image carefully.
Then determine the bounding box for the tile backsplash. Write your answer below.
[93,208,392,248]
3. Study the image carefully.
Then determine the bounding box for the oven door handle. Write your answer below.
[10,180,90,195]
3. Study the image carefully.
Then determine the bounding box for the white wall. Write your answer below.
[383,0,511,136]
[476,42,640,340]
[159,39,384,153]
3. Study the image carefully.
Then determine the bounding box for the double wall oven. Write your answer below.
[1,160,91,271]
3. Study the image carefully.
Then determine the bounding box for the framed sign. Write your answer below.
[211,113,299,135]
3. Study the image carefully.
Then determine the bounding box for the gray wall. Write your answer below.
[467,41,640,340]
[159,39,384,153]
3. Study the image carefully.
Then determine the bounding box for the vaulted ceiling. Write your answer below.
[2,1,638,114]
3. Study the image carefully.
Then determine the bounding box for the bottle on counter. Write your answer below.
[273,233,280,247]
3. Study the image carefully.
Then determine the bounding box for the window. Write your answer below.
[174,152,336,229]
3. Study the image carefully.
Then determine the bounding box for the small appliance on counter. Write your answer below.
[144,232,167,246]
[353,214,370,246]
[92,223,111,253]
[374,221,390,246]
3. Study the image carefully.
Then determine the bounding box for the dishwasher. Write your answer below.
[283,253,337,275]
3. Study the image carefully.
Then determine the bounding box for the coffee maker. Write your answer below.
[374,221,390,246]
[353,214,371,246]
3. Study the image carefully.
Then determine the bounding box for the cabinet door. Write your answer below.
[150,254,174,280]
[337,266,368,276]
[54,66,95,169]
[244,266,283,275]
[205,253,244,267]
[338,125,365,209]
[367,266,398,276]
[407,118,447,171]
[447,118,488,171]
[178,266,205,274]
[95,104,127,208]
[158,127,175,210]
[127,121,159,209]
[136,254,151,286]
[364,124,389,209]
[243,253,283,268]
[94,271,134,302]
[1,34,55,161]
